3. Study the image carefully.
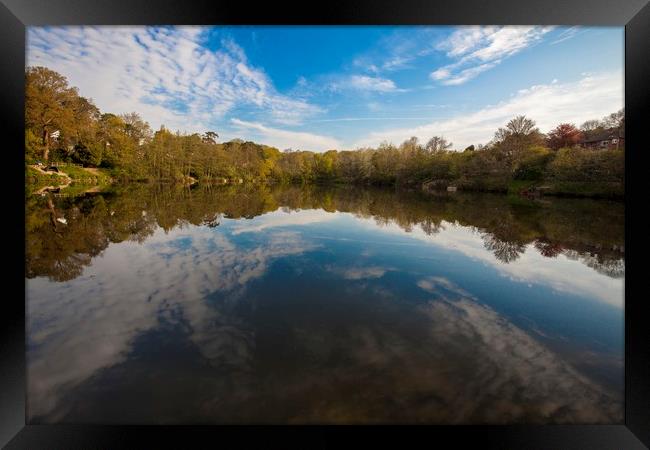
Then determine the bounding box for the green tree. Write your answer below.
[492,115,544,165]
[73,142,103,166]
[121,112,152,145]
[25,67,80,161]
[202,131,219,144]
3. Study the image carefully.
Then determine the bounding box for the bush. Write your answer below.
[549,147,624,182]
[512,146,553,180]
[49,147,74,163]
[25,129,43,163]
[72,142,103,167]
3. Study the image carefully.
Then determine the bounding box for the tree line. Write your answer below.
[25,66,624,195]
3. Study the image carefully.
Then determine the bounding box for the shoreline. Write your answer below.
[29,176,623,201]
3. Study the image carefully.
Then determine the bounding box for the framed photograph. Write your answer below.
[2,0,649,448]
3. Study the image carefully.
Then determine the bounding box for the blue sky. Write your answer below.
[27,26,623,151]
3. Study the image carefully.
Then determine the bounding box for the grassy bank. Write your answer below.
[418,175,622,198]
[419,177,623,199]
[56,164,114,185]
[26,166,69,194]
[26,162,623,201]
[26,164,114,196]
[504,179,624,199]
[202,176,625,200]
[538,181,624,199]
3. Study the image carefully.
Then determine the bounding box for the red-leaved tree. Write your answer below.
[546,123,583,150]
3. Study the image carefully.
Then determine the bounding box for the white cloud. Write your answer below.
[430,68,451,80]
[230,209,336,235]
[26,26,321,132]
[415,296,622,423]
[435,62,499,86]
[355,55,413,74]
[354,70,623,149]
[351,28,441,76]
[230,118,341,152]
[381,55,412,71]
[349,75,400,92]
[328,266,391,280]
[551,26,587,45]
[328,75,403,93]
[417,276,473,298]
[431,26,554,85]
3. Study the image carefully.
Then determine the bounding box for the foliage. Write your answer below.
[25,67,78,161]
[580,108,625,142]
[491,115,546,165]
[72,142,103,167]
[548,148,624,183]
[512,146,553,180]
[58,164,113,185]
[25,129,43,164]
[546,124,582,150]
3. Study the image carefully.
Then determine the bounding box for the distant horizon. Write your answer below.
[27,26,624,152]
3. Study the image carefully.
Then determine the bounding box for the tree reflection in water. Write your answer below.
[26,184,624,282]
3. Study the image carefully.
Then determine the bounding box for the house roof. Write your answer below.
[580,127,624,143]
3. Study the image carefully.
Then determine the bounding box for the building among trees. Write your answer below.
[579,129,625,150]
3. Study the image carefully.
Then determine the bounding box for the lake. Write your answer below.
[25,184,625,424]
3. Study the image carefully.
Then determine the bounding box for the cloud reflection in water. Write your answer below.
[26,193,623,424]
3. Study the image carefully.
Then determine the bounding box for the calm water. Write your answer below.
[26,184,624,424]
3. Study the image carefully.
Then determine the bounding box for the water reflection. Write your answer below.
[26,185,625,282]
[26,184,624,424]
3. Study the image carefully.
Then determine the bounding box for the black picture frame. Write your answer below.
[1,0,648,448]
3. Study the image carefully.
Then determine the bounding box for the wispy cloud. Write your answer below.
[348,75,401,92]
[306,117,438,123]
[327,265,392,280]
[230,118,341,151]
[27,26,321,132]
[327,75,405,93]
[353,70,623,150]
[431,62,499,86]
[417,276,473,298]
[348,26,554,86]
[431,26,554,85]
[550,26,587,45]
[354,55,414,74]
[351,28,442,75]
